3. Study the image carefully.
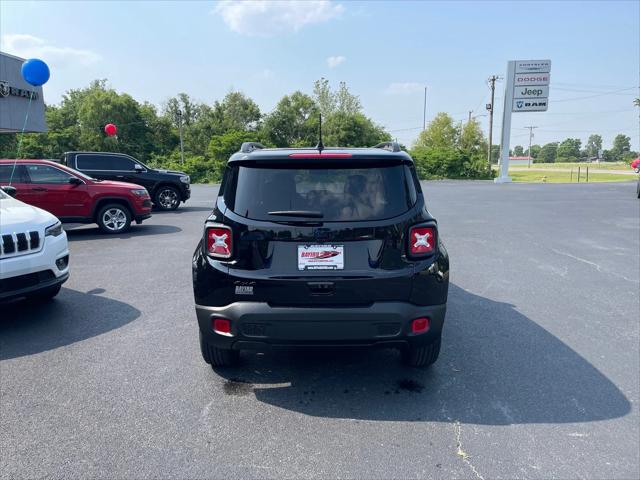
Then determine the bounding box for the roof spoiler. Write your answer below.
[372,141,401,152]
[240,142,265,153]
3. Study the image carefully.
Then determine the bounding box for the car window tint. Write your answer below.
[25,165,73,184]
[110,156,136,171]
[0,164,28,183]
[231,164,415,221]
[76,154,110,170]
[76,154,136,171]
[404,165,418,205]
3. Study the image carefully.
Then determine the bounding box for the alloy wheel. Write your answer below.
[158,188,178,209]
[102,208,127,232]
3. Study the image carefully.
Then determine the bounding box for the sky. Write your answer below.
[1,0,639,150]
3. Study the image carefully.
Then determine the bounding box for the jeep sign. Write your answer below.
[515,85,549,98]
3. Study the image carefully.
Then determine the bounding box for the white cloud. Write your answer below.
[260,68,275,79]
[386,82,426,95]
[1,34,101,67]
[326,55,346,68]
[213,0,344,36]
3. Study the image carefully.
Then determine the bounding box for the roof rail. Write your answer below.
[240,142,265,153]
[373,141,401,153]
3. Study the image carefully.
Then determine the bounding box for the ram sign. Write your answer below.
[0,51,47,133]
[513,98,549,112]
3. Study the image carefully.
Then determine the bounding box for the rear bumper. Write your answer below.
[196,301,446,351]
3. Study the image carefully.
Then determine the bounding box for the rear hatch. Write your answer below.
[219,157,423,306]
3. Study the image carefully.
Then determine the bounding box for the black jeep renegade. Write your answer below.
[193,142,449,368]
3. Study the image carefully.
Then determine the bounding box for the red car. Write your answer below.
[631,158,640,173]
[0,159,152,233]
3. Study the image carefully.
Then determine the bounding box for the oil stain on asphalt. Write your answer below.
[223,378,254,396]
[396,378,425,393]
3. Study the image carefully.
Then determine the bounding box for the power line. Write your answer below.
[553,87,637,103]
[387,126,423,133]
[553,82,636,89]
[553,86,637,95]
[542,108,635,115]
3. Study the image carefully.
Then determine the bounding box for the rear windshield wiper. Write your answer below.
[267,210,324,218]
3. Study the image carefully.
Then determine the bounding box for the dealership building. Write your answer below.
[0,51,47,133]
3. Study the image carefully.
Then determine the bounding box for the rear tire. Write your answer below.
[200,332,239,367]
[27,284,62,303]
[96,203,132,234]
[402,339,441,368]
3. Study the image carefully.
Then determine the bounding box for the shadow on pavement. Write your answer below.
[0,288,140,360]
[212,284,630,425]
[153,206,213,214]
[65,224,181,240]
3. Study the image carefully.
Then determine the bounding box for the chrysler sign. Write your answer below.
[515,60,551,73]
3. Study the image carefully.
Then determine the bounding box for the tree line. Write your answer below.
[510,133,637,164]
[0,79,632,183]
[0,78,392,183]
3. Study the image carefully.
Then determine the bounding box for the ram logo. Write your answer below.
[0,81,9,98]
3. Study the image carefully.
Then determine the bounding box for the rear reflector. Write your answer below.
[206,225,232,259]
[213,318,232,336]
[411,317,430,334]
[409,226,436,256]
[288,153,353,159]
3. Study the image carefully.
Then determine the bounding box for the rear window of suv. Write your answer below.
[226,164,417,221]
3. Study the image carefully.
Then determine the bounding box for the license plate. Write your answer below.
[298,245,344,271]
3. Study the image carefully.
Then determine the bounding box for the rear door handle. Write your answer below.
[115,175,124,179]
[31,187,47,192]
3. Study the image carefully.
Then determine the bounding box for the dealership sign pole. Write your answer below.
[495,59,551,183]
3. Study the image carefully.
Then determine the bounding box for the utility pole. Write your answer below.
[423,86,427,131]
[468,110,473,124]
[487,75,498,166]
[524,126,538,168]
[176,109,185,164]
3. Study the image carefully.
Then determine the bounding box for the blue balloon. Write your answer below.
[21,58,50,87]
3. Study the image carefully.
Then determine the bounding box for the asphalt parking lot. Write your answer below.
[1,181,639,479]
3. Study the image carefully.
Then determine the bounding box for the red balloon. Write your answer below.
[104,123,117,136]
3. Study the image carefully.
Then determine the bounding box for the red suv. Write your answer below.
[0,159,152,233]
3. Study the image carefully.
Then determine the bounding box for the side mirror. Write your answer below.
[69,177,82,186]
[1,185,18,198]
[134,164,144,173]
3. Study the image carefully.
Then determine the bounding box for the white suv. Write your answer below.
[0,187,70,302]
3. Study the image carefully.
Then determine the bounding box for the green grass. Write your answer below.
[512,161,630,171]
[508,169,636,183]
